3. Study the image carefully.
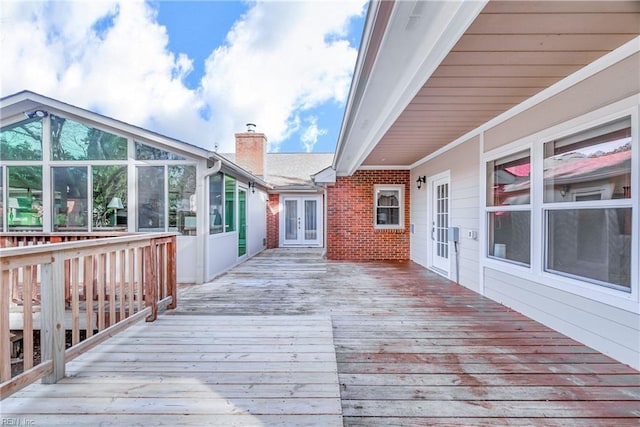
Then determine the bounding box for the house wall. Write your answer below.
[327,170,410,260]
[267,193,279,248]
[410,136,481,293]
[478,53,640,368]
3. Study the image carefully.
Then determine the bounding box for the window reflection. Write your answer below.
[544,118,631,203]
[225,175,236,232]
[51,116,127,161]
[52,167,88,231]
[135,141,186,160]
[138,166,165,231]
[0,118,43,161]
[487,151,530,206]
[7,166,43,230]
[376,189,400,225]
[169,165,196,235]
[93,166,127,228]
[209,173,223,234]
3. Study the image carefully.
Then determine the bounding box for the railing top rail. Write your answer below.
[0,232,131,237]
[0,233,177,261]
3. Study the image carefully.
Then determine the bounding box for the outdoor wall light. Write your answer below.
[248,181,256,193]
[416,176,426,189]
[24,110,48,119]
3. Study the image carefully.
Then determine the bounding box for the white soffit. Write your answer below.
[335,0,488,176]
[336,0,640,173]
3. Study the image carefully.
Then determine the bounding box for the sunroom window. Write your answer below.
[374,185,403,229]
[543,117,632,290]
[486,151,531,266]
[0,117,43,161]
[50,116,127,161]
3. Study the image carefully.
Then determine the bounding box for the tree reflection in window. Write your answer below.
[7,166,43,230]
[0,117,43,161]
[135,141,186,160]
[50,115,127,161]
[93,165,127,228]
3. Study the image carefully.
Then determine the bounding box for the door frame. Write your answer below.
[279,193,323,247]
[427,171,451,278]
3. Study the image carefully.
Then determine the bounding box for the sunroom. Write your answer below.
[0,91,269,283]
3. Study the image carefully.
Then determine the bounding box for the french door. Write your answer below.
[282,195,322,246]
[430,174,450,274]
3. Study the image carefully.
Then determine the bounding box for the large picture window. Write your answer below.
[374,185,404,229]
[543,117,632,290]
[486,151,531,266]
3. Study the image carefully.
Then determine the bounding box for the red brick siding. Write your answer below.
[235,132,266,176]
[327,170,410,260]
[266,193,279,248]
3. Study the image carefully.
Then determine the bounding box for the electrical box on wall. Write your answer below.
[467,230,477,240]
[448,227,459,243]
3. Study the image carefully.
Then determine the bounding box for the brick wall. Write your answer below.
[326,170,410,260]
[266,193,279,248]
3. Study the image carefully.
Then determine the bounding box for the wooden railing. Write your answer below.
[0,233,177,399]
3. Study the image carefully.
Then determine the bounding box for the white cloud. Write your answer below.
[300,116,328,153]
[0,0,366,153]
[199,0,365,152]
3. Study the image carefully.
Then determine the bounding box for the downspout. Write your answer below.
[322,186,328,258]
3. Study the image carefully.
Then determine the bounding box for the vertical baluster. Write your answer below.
[119,249,126,321]
[128,248,135,315]
[71,257,80,345]
[109,251,116,326]
[97,253,105,331]
[22,266,33,371]
[137,247,144,313]
[84,256,94,339]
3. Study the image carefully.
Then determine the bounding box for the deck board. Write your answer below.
[2,313,342,426]
[3,248,639,425]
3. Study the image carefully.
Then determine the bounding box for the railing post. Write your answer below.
[41,251,66,384]
[167,236,177,310]
[1,269,11,382]
[144,242,157,322]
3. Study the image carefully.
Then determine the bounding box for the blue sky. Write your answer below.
[0,0,367,153]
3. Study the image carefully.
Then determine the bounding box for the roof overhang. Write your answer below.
[334,0,640,175]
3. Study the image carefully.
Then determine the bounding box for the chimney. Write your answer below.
[235,123,267,178]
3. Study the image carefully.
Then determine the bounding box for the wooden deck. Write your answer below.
[3,248,640,425]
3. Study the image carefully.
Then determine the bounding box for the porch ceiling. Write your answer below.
[352,1,640,169]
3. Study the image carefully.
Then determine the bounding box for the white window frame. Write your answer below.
[541,116,633,293]
[373,184,404,230]
[485,148,532,268]
[481,98,638,312]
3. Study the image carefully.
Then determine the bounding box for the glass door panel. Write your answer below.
[285,200,298,241]
[304,200,317,240]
